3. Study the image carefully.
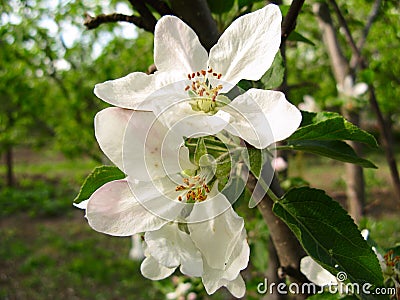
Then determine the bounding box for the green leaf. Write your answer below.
[273,187,384,299]
[73,166,125,204]
[286,140,377,168]
[246,148,263,178]
[288,31,316,46]
[289,111,378,148]
[207,0,234,14]
[194,137,208,165]
[260,52,284,89]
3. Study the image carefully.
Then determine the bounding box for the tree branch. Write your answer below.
[327,0,364,70]
[281,0,305,42]
[169,0,219,51]
[247,173,309,296]
[313,2,348,84]
[128,0,158,32]
[328,0,361,61]
[350,0,382,68]
[145,0,173,16]
[84,13,154,32]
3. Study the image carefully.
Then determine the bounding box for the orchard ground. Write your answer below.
[0,147,399,299]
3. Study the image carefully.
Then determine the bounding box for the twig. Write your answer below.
[281,0,305,42]
[128,0,157,31]
[145,0,173,16]
[350,0,381,68]
[328,0,363,69]
[83,13,154,32]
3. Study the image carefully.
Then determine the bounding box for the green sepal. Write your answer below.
[74,165,125,204]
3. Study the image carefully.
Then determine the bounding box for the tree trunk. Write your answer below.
[342,111,365,223]
[314,2,365,223]
[5,146,14,187]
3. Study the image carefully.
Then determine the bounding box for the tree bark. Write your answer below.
[313,2,365,223]
[5,146,14,187]
[248,174,309,299]
[169,0,219,51]
[343,111,365,223]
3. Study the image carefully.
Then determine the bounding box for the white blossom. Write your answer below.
[94,4,301,149]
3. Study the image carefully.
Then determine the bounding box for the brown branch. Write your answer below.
[247,173,309,298]
[144,0,173,16]
[84,13,154,32]
[169,0,219,51]
[128,0,157,31]
[358,0,381,50]
[328,0,364,70]
[350,0,382,69]
[281,0,305,42]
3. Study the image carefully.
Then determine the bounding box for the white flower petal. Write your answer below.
[122,110,190,181]
[223,89,301,149]
[145,223,203,276]
[73,199,89,210]
[202,228,249,283]
[127,175,186,222]
[343,75,354,93]
[154,15,208,74]
[86,179,169,236]
[225,275,246,298]
[202,248,247,298]
[353,82,368,96]
[171,110,231,138]
[208,4,282,86]
[129,234,144,261]
[188,195,244,270]
[95,107,132,171]
[300,256,337,286]
[141,256,176,280]
[94,72,156,110]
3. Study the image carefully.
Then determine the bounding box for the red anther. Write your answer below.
[187,74,191,80]
[199,90,203,96]
[217,74,222,79]
[192,72,195,78]
[212,95,216,102]
[212,72,217,77]
[175,185,186,191]
[178,196,182,201]
[185,85,190,91]
[201,70,206,76]
[196,71,200,76]
[208,68,213,73]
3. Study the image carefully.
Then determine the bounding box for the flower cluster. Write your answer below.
[77,4,301,298]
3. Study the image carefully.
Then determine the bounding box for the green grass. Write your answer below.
[0,214,163,300]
